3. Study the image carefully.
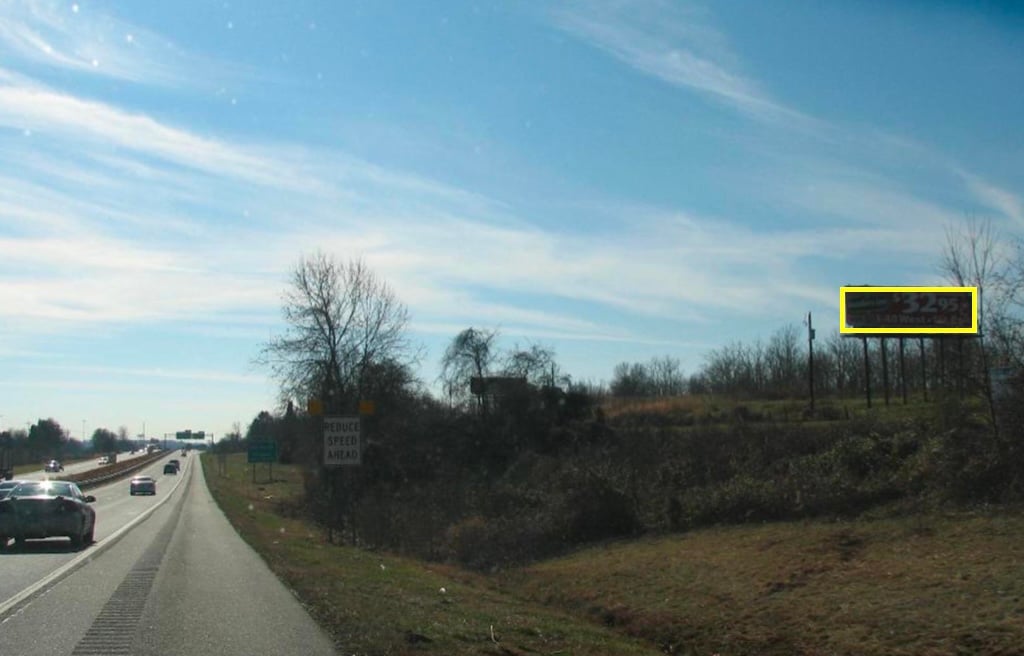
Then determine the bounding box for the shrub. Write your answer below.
[563,477,640,543]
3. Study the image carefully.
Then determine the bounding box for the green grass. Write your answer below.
[202,452,660,656]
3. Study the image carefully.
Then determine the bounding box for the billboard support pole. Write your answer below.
[863,337,872,409]
[881,337,890,406]
[899,337,908,404]
[958,337,965,400]
[919,337,928,402]
[939,337,946,391]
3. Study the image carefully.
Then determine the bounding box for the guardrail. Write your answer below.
[64,451,171,489]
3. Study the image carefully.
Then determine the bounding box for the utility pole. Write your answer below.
[806,311,816,412]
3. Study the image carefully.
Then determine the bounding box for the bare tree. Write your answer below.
[648,356,685,396]
[439,327,500,406]
[765,323,803,396]
[939,217,1014,426]
[610,361,651,397]
[826,329,862,394]
[257,253,412,411]
[940,217,1007,327]
[503,342,561,387]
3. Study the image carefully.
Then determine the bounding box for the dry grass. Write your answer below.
[601,393,952,428]
[202,452,660,656]
[504,511,1024,655]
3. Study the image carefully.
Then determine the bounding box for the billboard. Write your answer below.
[839,286,977,335]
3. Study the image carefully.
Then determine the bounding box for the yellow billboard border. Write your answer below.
[839,286,978,335]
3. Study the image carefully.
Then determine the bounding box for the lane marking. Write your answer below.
[0,459,193,620]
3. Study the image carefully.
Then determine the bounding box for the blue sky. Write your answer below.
[1,0,1021,441]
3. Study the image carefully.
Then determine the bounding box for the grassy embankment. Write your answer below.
[202,452,659,655]
[203,450,1024,656]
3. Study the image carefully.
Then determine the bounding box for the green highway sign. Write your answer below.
[248,440,277,463]
[175,430,206,440]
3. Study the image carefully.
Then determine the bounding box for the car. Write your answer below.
[0,480,96,548]
[163,463,178,475]
[98,455,110,465]
[0,480,28,500]
[44,460,64,473]
[129,476,156,496]
[168,459,181,470]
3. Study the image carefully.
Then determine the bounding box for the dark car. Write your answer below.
[168,459,181,469]
[0,480,96,548]
[163,463,178,475]
[129,476,156,496]
[44,460,64,473]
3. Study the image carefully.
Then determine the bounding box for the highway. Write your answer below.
[0,454,338,655]
[18,449,151,482]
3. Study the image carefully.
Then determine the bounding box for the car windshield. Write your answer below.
[10,482,75,498]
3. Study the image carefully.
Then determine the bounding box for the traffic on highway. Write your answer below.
[0,451,336,656]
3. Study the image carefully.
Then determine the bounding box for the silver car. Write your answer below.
[129,476,156,496]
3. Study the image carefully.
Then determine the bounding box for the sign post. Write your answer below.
[248,440,277,483]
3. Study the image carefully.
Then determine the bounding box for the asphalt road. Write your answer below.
[19,449,151,482]
[0,455,338,655]
[0,452,190,614]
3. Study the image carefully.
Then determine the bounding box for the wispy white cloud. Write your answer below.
[961,172,1024,227]
[21,363,264,385]
[0,2,1007,361]
[548,0,1022,257]
[549,0,815,127]
[0,0,241,89]
[0,79,312,191]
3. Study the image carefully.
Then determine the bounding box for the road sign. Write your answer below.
[248,440,277,463]
[176,430,191,440]
[324,416,360,466]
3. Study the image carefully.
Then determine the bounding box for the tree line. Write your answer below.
[224,216,1024,568]
[0,420,144,467]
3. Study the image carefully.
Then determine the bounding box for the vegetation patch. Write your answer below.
[205,452,1024,656]
[502,511,1024,655]
[202,452,659,656]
